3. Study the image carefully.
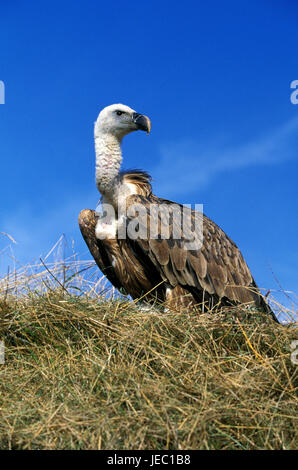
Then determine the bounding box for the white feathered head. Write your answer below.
[94,103,151,139]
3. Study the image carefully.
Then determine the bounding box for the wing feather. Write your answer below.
[124,195,263,306]
[78,209,123,290]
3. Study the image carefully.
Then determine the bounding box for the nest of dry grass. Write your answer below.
[0,259,297,450]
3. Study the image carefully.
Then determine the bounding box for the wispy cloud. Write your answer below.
[151,118,298,197]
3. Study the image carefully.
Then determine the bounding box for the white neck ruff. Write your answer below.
[95,132,122,203]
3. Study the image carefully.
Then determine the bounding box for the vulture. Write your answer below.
[79,104,278,321]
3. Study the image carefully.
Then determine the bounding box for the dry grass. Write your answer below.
[0,258,297,450]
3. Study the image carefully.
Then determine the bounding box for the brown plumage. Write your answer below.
[80,103,277,320]
[79,170,277,321]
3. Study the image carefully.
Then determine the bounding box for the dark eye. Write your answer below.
[116,110,124,116]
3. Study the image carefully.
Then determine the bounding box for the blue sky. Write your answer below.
[0,0,297,311]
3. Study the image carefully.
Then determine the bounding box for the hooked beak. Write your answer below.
[132,112,151,135]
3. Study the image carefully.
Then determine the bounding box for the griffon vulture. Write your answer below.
[79,104,277,321]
